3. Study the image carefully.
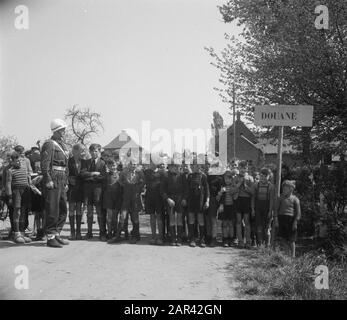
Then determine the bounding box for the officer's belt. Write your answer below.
[52,165,66,171]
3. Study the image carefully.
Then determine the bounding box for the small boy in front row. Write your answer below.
[103,159,123,243]
[274,180,301,258]
[217,169,239,247]
[185,160,210,248]
[5,152,32,244]
[160,162,185,246]
[252,168,274,247]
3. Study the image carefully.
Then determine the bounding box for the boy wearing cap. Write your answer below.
[274,180,301,258]
[252,168,274,246]
[80,143,107,241]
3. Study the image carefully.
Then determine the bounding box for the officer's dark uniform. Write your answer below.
[41,137,69,238]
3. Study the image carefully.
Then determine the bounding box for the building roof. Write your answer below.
[227,112,258,144]
[104,130,142,150]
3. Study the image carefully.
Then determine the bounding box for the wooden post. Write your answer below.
[271,126,284,247]
[232,83,236,160]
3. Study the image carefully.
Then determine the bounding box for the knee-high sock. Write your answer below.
[76,215,82,235]
[69,215,75,234]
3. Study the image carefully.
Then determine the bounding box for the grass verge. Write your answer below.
[232,247,347,300]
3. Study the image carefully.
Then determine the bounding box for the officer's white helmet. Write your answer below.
[51,119,67,132]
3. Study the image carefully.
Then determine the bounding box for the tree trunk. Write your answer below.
[302,127,312,164]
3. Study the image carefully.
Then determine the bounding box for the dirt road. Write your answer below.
[0,215,245,300]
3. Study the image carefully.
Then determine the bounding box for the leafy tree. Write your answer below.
[206,0,347,163]
[0,133,18,161]
[211,111,224,130]
[64,105,104,147]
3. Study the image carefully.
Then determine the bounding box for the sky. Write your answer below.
[0,0,241,153]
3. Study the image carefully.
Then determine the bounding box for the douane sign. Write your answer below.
[254,104,314,249]
[254,105,313,127]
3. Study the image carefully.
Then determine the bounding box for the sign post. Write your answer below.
[254,105,313,247]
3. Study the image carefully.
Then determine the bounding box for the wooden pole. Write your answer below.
[233,83,236,160]
[271,126,284,247]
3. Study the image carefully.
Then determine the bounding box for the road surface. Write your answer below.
[0,215,245,300]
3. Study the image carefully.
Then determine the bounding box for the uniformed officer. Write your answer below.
[41,119,70,248]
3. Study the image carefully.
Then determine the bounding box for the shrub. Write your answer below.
[234,247,347,300]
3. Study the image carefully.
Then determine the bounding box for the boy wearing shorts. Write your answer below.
[160,162,185,246]
[218,169,239,247]
[103,159,123,242]
[119,161,144,244]
[185,158,209,248]
[144,162,165,245]
[274,180,301,258]
[235,162,255,248]
[252,168,274,246]
[206,164,224,247]
[5,152,32,243]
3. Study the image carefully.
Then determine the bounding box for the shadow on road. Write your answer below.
[0,241,47,249]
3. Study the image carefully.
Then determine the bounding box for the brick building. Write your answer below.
[218,112,264,167]
[218,112,299,168]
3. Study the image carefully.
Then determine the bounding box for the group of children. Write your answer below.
[0,142,301,257]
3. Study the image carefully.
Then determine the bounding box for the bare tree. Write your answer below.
[64,105,104,146]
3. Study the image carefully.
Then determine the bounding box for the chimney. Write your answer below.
[237,111,241,121]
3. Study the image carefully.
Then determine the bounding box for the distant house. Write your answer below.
[218,112,300,168]
[104,130,143,161]
[219,112,264,167]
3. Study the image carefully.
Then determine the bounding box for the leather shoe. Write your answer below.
[75,232,83,240]
[55,235,69,245]
[47,238,63,248]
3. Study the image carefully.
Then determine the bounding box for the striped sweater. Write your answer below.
[5,166,30,195]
